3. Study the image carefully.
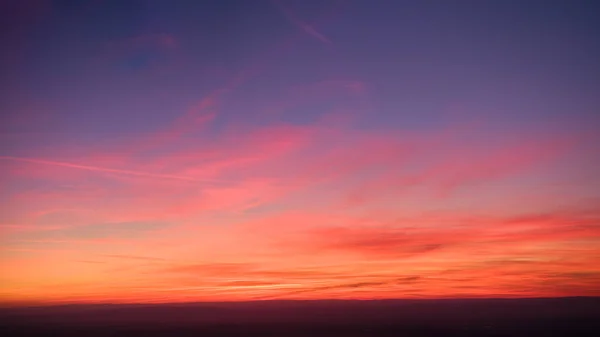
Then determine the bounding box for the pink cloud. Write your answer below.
[337,133,579,208]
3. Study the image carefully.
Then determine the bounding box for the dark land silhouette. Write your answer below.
[1,297,599,336]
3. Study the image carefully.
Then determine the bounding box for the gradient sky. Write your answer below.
[1,0,599,305]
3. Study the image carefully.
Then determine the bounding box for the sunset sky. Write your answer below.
[1,0,599,305]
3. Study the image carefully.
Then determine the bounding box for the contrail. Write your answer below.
[0,156,225,183]
[271,0,333,45]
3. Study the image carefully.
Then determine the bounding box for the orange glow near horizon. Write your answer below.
[2,118,599,305]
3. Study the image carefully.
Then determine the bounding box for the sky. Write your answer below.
[1,0,599,305]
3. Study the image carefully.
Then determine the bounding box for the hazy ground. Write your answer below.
[1,297,599,336]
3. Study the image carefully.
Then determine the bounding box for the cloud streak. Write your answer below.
[0,156,228,183]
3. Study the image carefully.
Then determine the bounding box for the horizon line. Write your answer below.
[2,295,598,309]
